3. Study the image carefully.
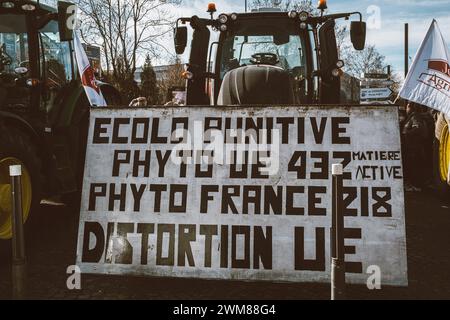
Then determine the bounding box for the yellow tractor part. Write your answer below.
[439,121,450,184]
[0,157,33,240]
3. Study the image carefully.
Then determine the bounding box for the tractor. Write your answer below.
[0,0,121,240]
[174,1,450,197]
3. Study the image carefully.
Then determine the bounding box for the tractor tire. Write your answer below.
[433,113,450,201]
[0,125,43,242]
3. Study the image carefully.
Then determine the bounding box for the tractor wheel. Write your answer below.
[433,113,450,201]
[0,125,42,241]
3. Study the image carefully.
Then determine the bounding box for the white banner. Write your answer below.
[76,106,408,286]
[399,20,450,116]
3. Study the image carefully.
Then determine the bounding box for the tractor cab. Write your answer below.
[214,13,312,105]
[0,1,121,241]
[0,0,78,123]
[174,1,366,106]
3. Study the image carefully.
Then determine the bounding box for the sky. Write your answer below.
[166,0,450,79]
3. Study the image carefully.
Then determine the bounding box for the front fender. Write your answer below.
[56,81,121,127]
[56,83,86,127]
[0,111,51,174]
[0,111,42,146]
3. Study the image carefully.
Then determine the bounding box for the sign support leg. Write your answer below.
[10,165,27,300]
[331,164,346,300]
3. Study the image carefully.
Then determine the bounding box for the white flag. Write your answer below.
[73,32,107,107]
[399,20,450,117]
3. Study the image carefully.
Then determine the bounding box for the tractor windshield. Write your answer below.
[219,18,308,81]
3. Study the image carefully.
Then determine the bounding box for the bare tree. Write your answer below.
[344,45,386,78]
[335,25,350,57]
[76,0,180,101]
[157,58,185,103]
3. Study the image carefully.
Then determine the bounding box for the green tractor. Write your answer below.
[0,0,121,240]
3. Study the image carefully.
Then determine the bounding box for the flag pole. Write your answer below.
[404,23,409,78]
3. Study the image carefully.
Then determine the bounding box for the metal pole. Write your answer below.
[331,164,345,300]
[404,23,409,78]
[245,0,247,13]
[10,165,27,300]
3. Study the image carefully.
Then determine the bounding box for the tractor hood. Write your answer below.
[217,65,295,105]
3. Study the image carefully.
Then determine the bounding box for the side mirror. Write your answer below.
[58,1,76,42]
[174,26,188,55]
[350,21,366,51]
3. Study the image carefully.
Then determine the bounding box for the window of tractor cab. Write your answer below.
[219,19,308,79]
[0,15,29,74]
[0,14,30,110]
[39,20,73,88]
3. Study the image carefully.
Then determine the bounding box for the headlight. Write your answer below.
[2,2,15,8]
[218,14,228,24]
[230,13,238,21]
[331,68,342,77]
[26,78,40,87]
[288,11,297,19]
[220,24,228,32]
[299,11,309,22]
[182,71,194,80]
[21,4,36,11]
[300,22,307,29]
[336,60,345,68]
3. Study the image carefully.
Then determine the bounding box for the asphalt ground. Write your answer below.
[0,191,449,300]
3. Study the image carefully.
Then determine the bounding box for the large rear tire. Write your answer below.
[0,125,42,240]
[433,113,450,200]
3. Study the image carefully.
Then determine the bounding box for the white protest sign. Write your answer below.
[76,106,408,286]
